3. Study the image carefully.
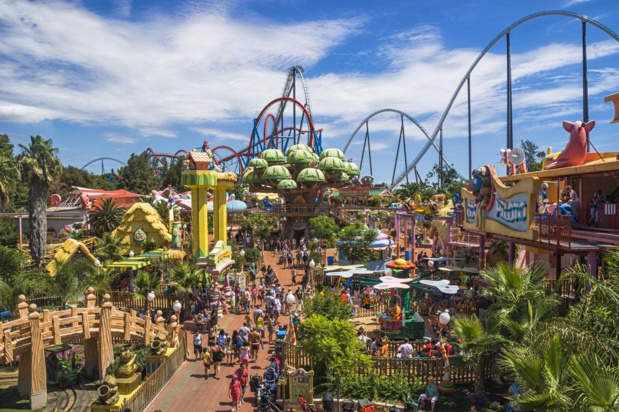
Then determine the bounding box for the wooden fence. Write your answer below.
[119,332,187,412]
[282,341,497,386]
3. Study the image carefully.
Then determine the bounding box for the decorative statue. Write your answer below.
[150,332,169,356]
[438,345,455,393]
[115,349,138,378]
[97,374,119,405]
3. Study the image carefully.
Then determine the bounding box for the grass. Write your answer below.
[0,388,44,412]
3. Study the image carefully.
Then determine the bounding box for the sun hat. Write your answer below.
[232,374,238,379]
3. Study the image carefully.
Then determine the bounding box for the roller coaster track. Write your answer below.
[389,10,619,190]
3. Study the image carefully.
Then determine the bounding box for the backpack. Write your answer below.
[217,335,225,347]
[194,335,202,346]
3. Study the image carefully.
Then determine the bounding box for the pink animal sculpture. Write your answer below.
[543,121,596,170]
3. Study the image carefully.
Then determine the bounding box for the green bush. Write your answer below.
[326,373,424,404]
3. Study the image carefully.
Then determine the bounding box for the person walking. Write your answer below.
[249,327,262,362]
[201,345,211,379]
[193,332,203,361]
[211,342,224,379]
[229,374,241,412]
[234,361,250,405]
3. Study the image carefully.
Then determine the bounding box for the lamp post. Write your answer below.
[173,299,182,320]
[309,259,316,290]
[239,248,245,271]
[147,291,155,319]
[438,310,451,342]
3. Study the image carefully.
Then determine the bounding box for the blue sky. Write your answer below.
[0,0,618,186]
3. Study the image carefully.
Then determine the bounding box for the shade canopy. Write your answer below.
[379,276,415,283]
[419,279,451,286]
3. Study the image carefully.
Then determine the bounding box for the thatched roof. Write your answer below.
[111,203,171,253]
[46,239,97,277]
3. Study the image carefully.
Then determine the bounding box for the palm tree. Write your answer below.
[568,353,619,411]
[18,136,63,267]
[132,270,161,313]
[0,154,20,209]
[170,262,202,295]
[482,262,556,327]
[499,334,571,411]
[452,314,507,399]
[89,198,125,236]
[53,259,98,308]
[95,233,124,262]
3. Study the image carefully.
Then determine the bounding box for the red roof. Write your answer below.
[75,187,143,208]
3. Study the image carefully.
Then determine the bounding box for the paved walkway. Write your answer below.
[147,249,300,412]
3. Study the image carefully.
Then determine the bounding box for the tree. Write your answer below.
[299,314,371,385]
[303,289,352,321]
[0,246,23,286]
[170,262,202,295]
[336,221,377,264]
[499,333,571,411]
[18,135,63,267]
[95,233,124,262]
[89,198,126,236]
[426,163,465,200]
[53,259,98,308]
[0,154,20,209]
[452,314,507,399]
[521,139,545,172]
[568,353,619,412]
[308,216,339,243]
[241,214,279,256]
[481,262,557,333]
[159,156,187,191]
[118,152,158,195]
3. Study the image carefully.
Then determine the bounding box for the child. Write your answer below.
[240,343,250,362]
[229,374,241,412]
[225,332,234,366]
[201,346,211,379]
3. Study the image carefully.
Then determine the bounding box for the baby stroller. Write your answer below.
[299,396,317,412]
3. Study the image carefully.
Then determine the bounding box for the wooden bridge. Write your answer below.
[0,288,176,409]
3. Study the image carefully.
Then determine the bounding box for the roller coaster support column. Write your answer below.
[98,295,114,381]
[28,310,46,409]
[84,288,99,379]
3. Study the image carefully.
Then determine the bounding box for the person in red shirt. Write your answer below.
[234,361,250,405]
[229,374,241,411]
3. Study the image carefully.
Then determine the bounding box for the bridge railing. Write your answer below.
[119,331,187,412]
[0,300,167,364]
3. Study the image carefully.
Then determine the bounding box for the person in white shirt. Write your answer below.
[397,338,414,359]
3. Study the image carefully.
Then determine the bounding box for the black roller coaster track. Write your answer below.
[382,11,619,190]
[80,157,127,174]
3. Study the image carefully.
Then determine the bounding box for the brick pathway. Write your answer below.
[147,249,300,412]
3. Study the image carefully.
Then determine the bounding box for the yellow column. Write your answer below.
[191,187,209,258]
[214,187,227,245]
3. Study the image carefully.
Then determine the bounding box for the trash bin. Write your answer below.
[404,250,412,261]
[327,255,334,266]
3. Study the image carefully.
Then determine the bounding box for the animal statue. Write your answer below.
[115,350,138,378]
[467,166,493,210]
[150,332,169,356]
[97,375,119,405]
[438,345,455,393]
[543,120,596,170]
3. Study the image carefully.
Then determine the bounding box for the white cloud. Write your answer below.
[191,127,248,142]
[105,133,136,144]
